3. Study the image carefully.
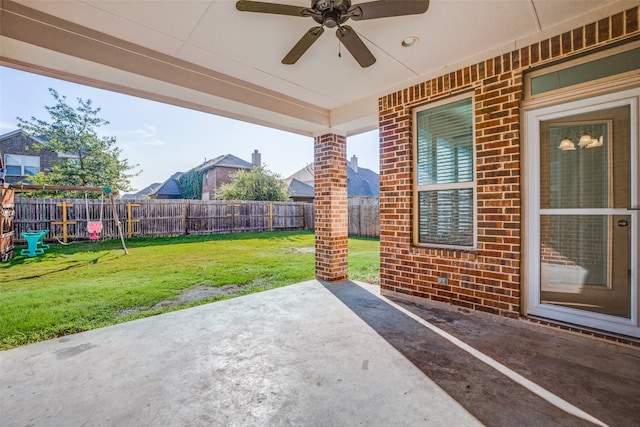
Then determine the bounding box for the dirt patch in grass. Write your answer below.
[153,284,246,308]
[283,246,315,254]
[118,284,246,317]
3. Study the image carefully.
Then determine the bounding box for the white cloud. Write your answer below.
[128,124,156,138]
[122,125,165,145]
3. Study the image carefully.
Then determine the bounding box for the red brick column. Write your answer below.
[314,133,348,282]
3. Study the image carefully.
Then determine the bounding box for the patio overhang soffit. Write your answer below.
[0,0,636,137]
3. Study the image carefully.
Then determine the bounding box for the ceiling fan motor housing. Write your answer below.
[311,0,352,27]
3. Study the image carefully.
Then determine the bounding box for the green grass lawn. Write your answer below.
[0,231,379,350]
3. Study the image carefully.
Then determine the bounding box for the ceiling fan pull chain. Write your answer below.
[338,40,342,58]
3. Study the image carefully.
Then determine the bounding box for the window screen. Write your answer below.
[415,96,475,247]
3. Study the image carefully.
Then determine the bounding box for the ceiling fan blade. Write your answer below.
[282,27,325,65]
[336,25,376,68]
[349,0,429,21]
[236,1,309,17]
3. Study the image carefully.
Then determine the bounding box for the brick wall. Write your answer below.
[0,132,58,184]
[202,166,246,200]
[378,7,639,318]
[314,133,348,282]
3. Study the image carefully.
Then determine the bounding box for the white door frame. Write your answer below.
[523,87,640,338]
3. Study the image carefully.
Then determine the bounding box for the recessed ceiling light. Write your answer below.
[401,36,419,48]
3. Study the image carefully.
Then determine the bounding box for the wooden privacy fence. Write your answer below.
[13,198,312,243]
[348,204,380,238]
[12,198,379,243]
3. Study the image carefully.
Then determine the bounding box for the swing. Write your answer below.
[86,190,104,241]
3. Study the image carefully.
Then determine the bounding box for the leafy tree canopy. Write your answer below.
[17,88,139,195]
[217,166,288,201]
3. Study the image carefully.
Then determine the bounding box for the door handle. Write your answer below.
[617,219,629,227]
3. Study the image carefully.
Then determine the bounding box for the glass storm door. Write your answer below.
[525,90,639,337]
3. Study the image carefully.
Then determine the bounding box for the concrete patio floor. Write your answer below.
[1,280,639,426]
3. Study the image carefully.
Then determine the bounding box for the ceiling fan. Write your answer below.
[235,0,430,68]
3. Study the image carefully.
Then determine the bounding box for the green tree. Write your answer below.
[17,88,139,194]
[178,169,203,199]
[217,166,288,201]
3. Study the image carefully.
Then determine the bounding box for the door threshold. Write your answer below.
[524,315,640,350]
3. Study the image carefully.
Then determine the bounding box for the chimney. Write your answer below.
[350,155,358,173]
[252,149,261,168]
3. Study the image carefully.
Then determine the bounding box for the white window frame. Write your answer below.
[412,92,477,250]
[3,154,40,177]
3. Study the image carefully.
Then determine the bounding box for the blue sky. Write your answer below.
[0,66,379,192]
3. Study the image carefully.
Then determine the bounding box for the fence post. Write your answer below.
[126,202,141,238]
[227,203,240,233]
[51,201,76,243]
[264,203,276,231]
[183,201,188,236]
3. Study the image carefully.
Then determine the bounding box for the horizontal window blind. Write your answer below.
[416,98,473,186]
[418,189,474,246]
[414,96,475,248]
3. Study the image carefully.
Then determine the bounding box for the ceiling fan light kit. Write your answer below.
[236,0,430,68]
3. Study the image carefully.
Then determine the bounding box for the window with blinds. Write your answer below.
[413,95,475,248]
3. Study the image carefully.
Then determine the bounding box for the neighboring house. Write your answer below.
[197,150,260,200]
[287,163,314,187]
[123,183,160,199]
[148,172,183,199]
[286,155,379,204]
[345,155,380,205]
[378,13,640,338]
[0,129,66,184]
[141,150,261,201]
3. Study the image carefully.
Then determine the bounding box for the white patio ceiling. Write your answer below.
[1,0,636,137]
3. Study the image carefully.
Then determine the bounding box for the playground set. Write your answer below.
[1,186,14,262]
[1,183,128,261]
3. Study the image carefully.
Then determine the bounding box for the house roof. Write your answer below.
[286,177,314,198]
[0,129,79,159]
[0,129,44,145]
[196,154,253,172]
[149,172,183,197]
[347,163,379,197]
[287,164,315,186]
[286,159,379,198]
[123,183,161,199]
